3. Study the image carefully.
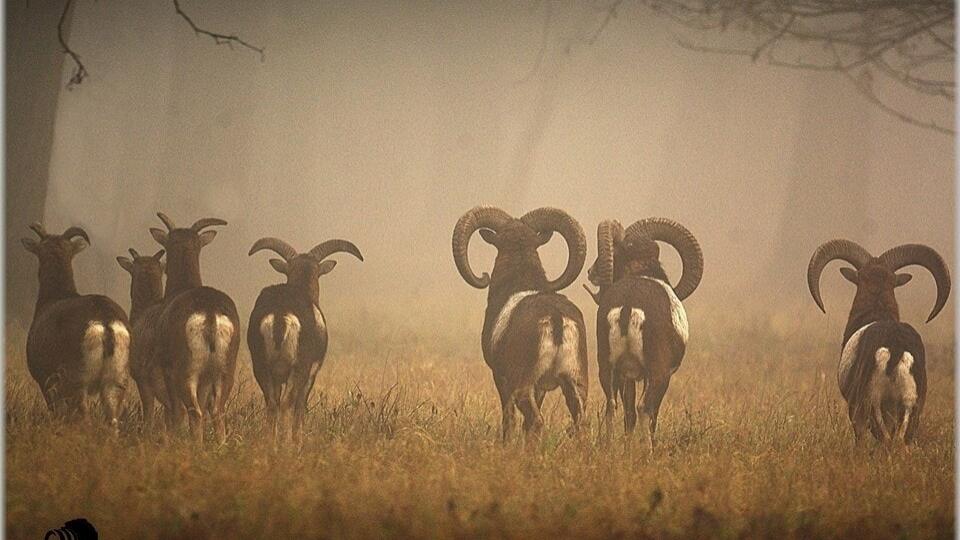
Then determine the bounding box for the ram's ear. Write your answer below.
[478,228,498,246]
[839,267,858,284]
[69,236,88,255]
[150,228,168,246]
[895,273,913,287]
[117,257,134,273]
[269,258,289,275]
[317,260,337,276]
[198,230,217,247]
[21,238,38,254]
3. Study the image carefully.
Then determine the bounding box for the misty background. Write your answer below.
[6,1,955,354]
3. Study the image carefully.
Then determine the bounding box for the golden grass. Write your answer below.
[5,322,954,539]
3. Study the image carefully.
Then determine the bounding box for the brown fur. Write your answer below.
[247,253,339,444]
[22,225,130,430]
[475,220,588,442]
[117,249,169,432]
[837,258,925,444]
[591,253,686,447]
[144,217,240,444]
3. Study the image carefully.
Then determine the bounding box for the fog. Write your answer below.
[23,1,955,343]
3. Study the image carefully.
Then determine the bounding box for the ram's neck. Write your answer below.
[843,291,899,344]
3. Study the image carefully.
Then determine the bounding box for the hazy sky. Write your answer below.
[33,1,955,341]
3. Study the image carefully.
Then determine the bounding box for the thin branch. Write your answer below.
[57,0,87,89]
[586,0,625,45]
[752,14,795,61]
[655,0,955,135]
[516,1,553,85]
[172,0,265,62]
[828,43,955,135]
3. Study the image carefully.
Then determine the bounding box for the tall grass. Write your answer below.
[5,321,954,539]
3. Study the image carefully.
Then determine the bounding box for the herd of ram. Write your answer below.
[20,208,951,448]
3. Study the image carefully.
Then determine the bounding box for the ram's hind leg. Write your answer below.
[138,381,156,434]
[282,362,313,445]
[558,319,587,435]
[100,384,123,436]
[290,364,319,446]
[622,380,637,433]
[179,377,204,445]
[849,402,869,446]
[560,374,586,435]
[265,379,282,443]
[208,377,227,445]
[895,405,913,444]
[641,375,671,451]
[872,405,891,444]
[494,374,516,444]
[516,387,544,444]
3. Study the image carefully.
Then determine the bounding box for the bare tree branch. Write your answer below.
[648,0,955,134]
[516,1,554,85]
[173,0,265,62]
[53,0,265,89]
[828,43,954,135]
[57,0,87,89]
[586,0,625,45]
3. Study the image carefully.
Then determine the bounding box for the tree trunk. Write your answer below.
[5,0,71,326]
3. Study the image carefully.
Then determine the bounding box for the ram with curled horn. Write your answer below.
[584,217,703,449]
[116,247,169,433]
[144,213,240,445]
[21,223,131,434]
[247,236,363,443]
[452,206,589,442]
[807,239,950,445]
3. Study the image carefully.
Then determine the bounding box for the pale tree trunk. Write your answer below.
[5,0,71,325]
[767,75,873,296]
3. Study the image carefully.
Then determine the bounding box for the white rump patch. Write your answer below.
[867,349,919,439]
[261,313,300,363]
[643,278,688,344]
[874,347,891,369]
[535,317,581,380]
[81,322,106,386]
[839,322,874,390]
[259,314,275,350]
[607,308,644,367]
[185,313,209,369]
[901,351,914,371]
[875,350,918,407]
[105,322,131,386]
[213,315,235,366]
[312,305,326,334]
[187,313,234,369]
[490,290,537,350]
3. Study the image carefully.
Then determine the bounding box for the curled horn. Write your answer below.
[879,244,951,322]
[806,239,872,313]
[61,226,90,245]
[191,217,227,232]
[29,222,47,238]
[625,218,703,300]
[452,206,512,289]
[248,237,298,261]
[309,240,364,262]
[156,212,176,231]
[520,207,587,292]
[594,220,624,287]
[128,248,141,259]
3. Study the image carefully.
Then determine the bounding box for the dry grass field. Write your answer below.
[5,319,954,539]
